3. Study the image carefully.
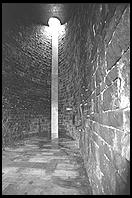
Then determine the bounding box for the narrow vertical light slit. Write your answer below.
[48,17,61,139]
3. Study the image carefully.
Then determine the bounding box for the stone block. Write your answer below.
[98,61,106,79]
[121,133,130,161]
[91,76,95,92]
[98,94,103,113]
[99,125,115,146]
[116,6,130,52]
[91,113,100,123]
[96,85,100,96]
[92,121,100,134]
[113,151,130,185]
[90,139,96,159]
[114,129,124,154]
[103,143,113,161]
[106,51,117,71]
[106,37,122,70]
[111,36,122,59]
[93,59,97,74]
[91,171,104,195]
[92,132,98,144]
[101,164,116,194]
[105,65,119,86]
[96,68,103,87]
[100,151,116,183]
[92,100,96,114]
[113,151,124,170]
[103,80,119,111]
[100,80,106,92]
[100,111,109,125]
[94,96,99,113]
[117,50,130,109]
[107,110,123,130]
[104,5,127,46]
[115,172,130,195]
[101,175,113,195]
[53,169,79,179]
[90,178,102,195]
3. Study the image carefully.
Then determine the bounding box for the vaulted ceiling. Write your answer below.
[2,3,78,115]
[2,3,77,30]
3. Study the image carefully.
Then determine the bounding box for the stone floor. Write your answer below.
[2,137,92,195]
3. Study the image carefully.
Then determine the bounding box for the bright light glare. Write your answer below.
[48,17,61,32]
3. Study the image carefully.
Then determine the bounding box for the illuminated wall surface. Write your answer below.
[49,18,61,139]
[2,3,130,195]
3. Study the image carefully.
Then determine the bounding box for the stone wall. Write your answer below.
[59,3,130,194]
[2,22,52,144]
[2,3,130,194]
[2,92,51,145]
[28,115,51,138]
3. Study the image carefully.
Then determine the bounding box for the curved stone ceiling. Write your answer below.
[2,3,77,30]
[2,3,78,115]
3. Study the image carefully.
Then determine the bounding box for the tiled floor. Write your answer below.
[2,137,92,195]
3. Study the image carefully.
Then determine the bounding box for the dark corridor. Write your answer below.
[2,3,130,195]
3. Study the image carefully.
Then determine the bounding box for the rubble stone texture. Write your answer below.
[58,4,130,195]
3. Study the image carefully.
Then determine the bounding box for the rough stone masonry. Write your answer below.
[58,3,130,195]
[2,3,130,195]
[2,24,52,142]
